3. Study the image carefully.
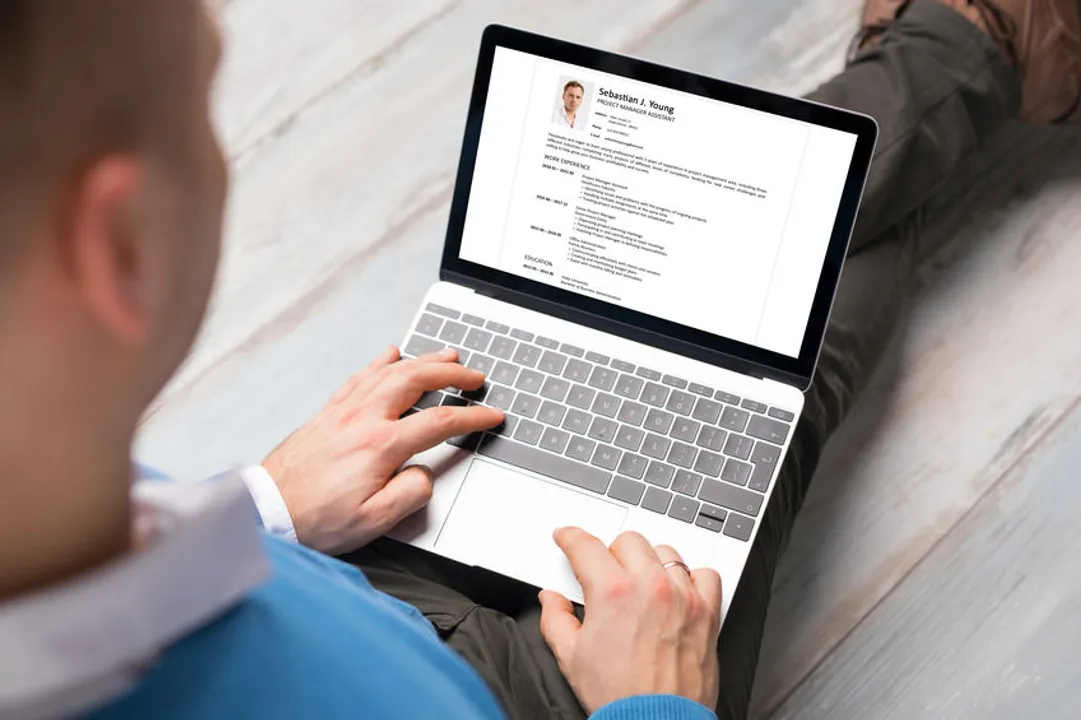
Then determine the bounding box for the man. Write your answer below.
[0,1,1078,719]
[553,79,587,130]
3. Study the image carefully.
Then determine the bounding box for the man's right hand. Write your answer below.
[538,527,722,714]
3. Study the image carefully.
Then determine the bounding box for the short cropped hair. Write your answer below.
[563,80,584,95]
[0,0,197,271]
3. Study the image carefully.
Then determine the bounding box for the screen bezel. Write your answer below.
[440,24,878,390]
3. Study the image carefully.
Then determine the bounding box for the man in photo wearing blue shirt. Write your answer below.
[2,1,1080,719]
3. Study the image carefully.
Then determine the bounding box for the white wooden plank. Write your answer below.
[772,397,1081,719]
[146,0,699,421]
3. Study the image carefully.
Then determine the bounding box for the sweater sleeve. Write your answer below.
[589,695,717,720]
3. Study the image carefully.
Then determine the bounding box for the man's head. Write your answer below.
[0,0,226,594]
[562,81,584,114]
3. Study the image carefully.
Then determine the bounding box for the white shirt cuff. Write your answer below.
[238,465,298,543]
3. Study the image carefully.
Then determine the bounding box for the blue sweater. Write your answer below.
[88,532,714,720]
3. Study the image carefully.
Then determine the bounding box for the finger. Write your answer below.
[654,544,694,595]
[552,526,623,600]
[348,347,459,407]
[392,404,505,456]
[358,464,434,537]
[374,362,487,417]
[608,531,663,576]
[538,589,581,670]
[328,345,400,405]
[690,568,723,620]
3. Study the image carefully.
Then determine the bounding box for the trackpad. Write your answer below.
[435,459,627,603]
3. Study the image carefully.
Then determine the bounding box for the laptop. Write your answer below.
[389,25,877,621]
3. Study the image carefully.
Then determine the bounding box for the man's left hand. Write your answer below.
[262,345,503,554]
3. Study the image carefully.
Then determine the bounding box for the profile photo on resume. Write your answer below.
[552,77,592,132]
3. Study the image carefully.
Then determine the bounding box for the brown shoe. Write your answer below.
[851,0,1081,123]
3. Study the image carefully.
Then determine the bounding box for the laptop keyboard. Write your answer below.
[401,303,796,543]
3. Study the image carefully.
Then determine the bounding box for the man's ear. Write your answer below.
[62,157,151,345]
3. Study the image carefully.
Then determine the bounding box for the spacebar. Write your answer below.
[477,435,611,495]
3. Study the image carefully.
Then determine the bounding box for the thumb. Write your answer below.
[538,589,580,669]
[361,464,433,535]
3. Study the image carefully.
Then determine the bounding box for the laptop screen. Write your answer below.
[458,47,859,359]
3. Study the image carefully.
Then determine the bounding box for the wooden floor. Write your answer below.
[136,1,1081,717]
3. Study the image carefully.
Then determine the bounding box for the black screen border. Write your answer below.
[440,24,878,390]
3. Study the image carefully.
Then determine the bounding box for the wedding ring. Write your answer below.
[661,560,690,573]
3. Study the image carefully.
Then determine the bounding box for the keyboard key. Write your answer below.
[608,476,646,505]
[446,431,482,451]
[562,408,592,435]
[611,359,635,372]
[439,321,468,345]
[587,417,618,444]
[642,487,673,514]
[645,409,675,434]
[723,434,754,460]
[464,328,492,352]
[746,415,790,445]
[537,401,567,426]
[614,425,645,452]
[486,386,515,410]
[540,427,571,454]
[694,450,724,477]
[565,436,596,462]
[462,384,488,403]
[699,478,762,516]
[415,313,443,337]
[511,393,541,419]
[670,417,701,443]
[441,395,469,408]
[512,343,542,368]
[540,376,571,402]
[485,320,510,334]
[724,513,754,541]
[741,399,767,413]
[689,382,713,397]
[585,351,610,365]
[492,414,518,436]
[714,391,741,405]
[696,426,726,452]
[666,390,695,416]
[635,366,662,381]
[448,346,470,365]
[478,434,610,494]
[462,313,485,327]
[695,504,727,532]
[668,495,700,523]
[591,445,622,471]
[672,470,702,497]
[587,366,618,392]
[748,463,773,492]
[404,334,444,357]
[691,398,722,424]
[768,407,796,422]
[721,458,752,487]
[667,442,697,469]
[559,343,584,357]
[510,329,534,342]
[563,358,592,383]
[415,391,444,409]
[641,433,670,460]
[515,368,544,395]
[426,303,461,319]
[591,392,621,418]
[536,336,559,349]
[466,354,496,375]
[616,401,647,427]
[489,336,517,360]
[751,441,781,468]
[617,453,648,479]
[662,374,688,389]
[641,382,669,408]
[538,351,568,375]
[719,406,750,433]
[491,361,519,386]
[614,374,644,399]
[512,419,544,446]
[567,384,595,410]
[644,461,675,488]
